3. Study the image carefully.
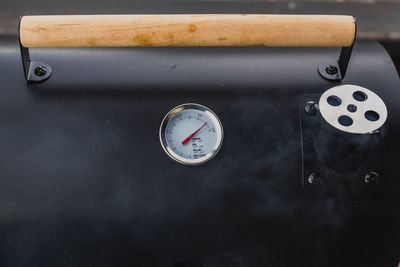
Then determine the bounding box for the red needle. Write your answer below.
[181,122,207,145]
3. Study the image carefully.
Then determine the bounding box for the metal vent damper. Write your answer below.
[315,85,387,172]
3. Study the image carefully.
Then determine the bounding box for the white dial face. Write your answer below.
[159,104,223,165]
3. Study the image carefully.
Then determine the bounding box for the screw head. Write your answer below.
[304,101,319,115]
[34,66,47,76]
[365,172,379,185]
[325,65,338,75]
[308,173,322,185]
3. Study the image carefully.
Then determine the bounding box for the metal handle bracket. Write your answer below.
[318,20,357,81]
[19,18,52,83]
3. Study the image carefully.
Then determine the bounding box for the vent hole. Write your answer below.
[338,115,353,126]
[365,110,380,121]
[353,91,368,102]
[327,95,342,106]
[347,104,357,113]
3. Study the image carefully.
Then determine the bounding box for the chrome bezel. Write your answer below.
[159,103,224,165]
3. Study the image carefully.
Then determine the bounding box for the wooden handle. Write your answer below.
[20,14,356,48]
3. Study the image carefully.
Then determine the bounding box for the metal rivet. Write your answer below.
[304,101,319,116]
[347,104,357,113]
[34,66,47,76]
[365,172,379,185]
[325,65,338,75]
[308,173,322,185]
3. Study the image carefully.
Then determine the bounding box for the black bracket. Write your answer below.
[19,18,52,83]
[20,43,52,82]
[318,19,357,81]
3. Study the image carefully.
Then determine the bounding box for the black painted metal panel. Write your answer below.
[0,37,399,266]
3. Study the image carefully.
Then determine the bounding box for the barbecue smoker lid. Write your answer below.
[319,84,387,134]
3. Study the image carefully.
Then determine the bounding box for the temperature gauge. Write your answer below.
[159,103,224,165]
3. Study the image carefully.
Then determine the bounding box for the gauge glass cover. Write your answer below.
[159,103,224,165]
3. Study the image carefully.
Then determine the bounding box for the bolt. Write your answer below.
[365,172,379,185]
[34,66,47,76]
[347,104,357,113]
[325,65,338,75]
[308,173,322,185]
[304,101,319,115]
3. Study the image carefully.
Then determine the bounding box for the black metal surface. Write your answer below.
[0,37,399,267]
[338,44,355,79]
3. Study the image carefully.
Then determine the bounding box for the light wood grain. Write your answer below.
[20,14,356,48]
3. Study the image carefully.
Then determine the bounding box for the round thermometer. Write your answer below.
[159,103,224,165]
